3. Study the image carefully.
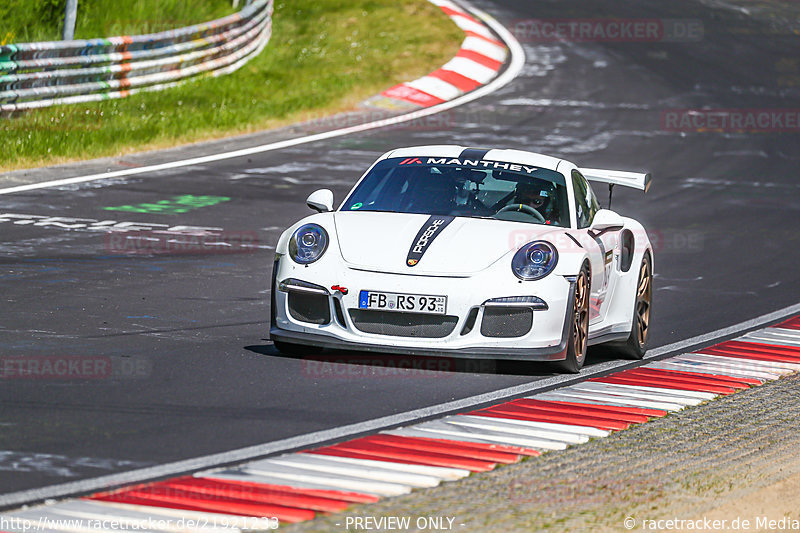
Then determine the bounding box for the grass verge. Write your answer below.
[0,0,236,44]
[0,0,464,172]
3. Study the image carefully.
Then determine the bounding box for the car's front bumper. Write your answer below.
[270,258,575,361]
[269,323,570,360]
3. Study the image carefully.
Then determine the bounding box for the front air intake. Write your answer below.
[348,310,458,338]
[288,293,331,325]
[480,307,533,338]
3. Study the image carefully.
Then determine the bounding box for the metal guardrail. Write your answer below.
[0,0,272,112]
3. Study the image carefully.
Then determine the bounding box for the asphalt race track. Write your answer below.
[1,0,799,498]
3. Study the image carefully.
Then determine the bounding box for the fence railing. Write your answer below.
[0,0,272,112]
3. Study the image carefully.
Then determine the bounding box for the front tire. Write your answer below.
[557,265,590,373]
[618,253,652,359]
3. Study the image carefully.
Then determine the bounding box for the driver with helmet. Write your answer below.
[513,179,559,225]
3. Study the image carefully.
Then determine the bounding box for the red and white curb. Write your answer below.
[364,0,508,111]
[2,316,799,530]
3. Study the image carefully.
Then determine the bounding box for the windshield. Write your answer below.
[342,156,570,227]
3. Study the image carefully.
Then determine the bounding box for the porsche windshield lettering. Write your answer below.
[344,157,571,227]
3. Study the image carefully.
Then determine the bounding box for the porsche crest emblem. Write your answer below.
[407,259,418,266]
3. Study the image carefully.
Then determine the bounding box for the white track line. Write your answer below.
[3,301,798,508]
[411,420,568,450]
[668,357,788,378]
[740,329,800,347]
[404,425,556,450]
[549,389,686,411]
[242,466,410,497]
[303,453,469,481]
[566,383,708,405]
[440,416,589,444]
[461,414,610,437]
[406,76,463,101]
[564,383,703,405]
[646,357,779,378]
[383,426,531,446]
[461,36,507,61]
[529,391,678,411]
[768,326,800,336]
[440,56,497,83]
[692,352,800,372]
[0,8,524,197]
[643,361,770,381]
[586,381,717,400]
[264,455,441,488]
[199,469,378,495]
[677,353,799,373]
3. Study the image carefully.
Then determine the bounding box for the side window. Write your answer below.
[572,170,590,228]
[584,176,600,225]
[572,170,599,228]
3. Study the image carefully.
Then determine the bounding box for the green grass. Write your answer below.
[0,0,464,171]
[0,0,237,44]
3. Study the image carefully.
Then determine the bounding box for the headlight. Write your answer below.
[289,223,328,264]
[512,241,558,280]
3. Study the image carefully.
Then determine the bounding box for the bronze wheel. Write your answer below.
[558,265,590,373]
[573,269,589,365]
[635,257,652,346]
[618,253,652,360]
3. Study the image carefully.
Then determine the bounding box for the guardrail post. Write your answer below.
[63,0,78,41]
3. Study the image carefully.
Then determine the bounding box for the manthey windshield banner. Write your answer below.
[398,157,540,174]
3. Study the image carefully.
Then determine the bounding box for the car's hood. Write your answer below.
[333,211,563,276]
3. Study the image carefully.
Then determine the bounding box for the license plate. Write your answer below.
[358,290,447,315]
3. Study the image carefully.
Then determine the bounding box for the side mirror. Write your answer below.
[306,189,334,213]
[590,209,625,231]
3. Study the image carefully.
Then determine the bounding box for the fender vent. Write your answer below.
[620,229,635,272]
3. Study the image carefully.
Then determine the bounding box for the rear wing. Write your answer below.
[579,168,652,192]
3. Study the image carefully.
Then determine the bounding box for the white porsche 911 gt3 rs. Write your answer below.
[270,146,653,372]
